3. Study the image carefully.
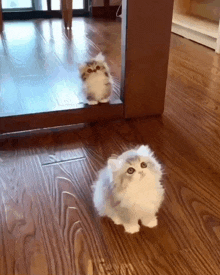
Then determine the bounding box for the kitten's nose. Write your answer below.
[139,171,144,175]
[93,69,96,72]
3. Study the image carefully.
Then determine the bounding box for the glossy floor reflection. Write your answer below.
[0,18,122,117]
[1,31,220,272]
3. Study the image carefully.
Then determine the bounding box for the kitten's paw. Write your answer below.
[99,98,110,103]
[124,224,140,234]
[88,100,98,105]
[147,217,158,228]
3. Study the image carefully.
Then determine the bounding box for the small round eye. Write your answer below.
[141,162,147,168]
[87,68,93,73]
[127,167,135,174]
[96,66,100,70]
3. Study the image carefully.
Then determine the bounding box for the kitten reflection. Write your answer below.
[79,53,113,105]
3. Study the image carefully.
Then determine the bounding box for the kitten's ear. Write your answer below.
[78,64,85,74]
[137,145,152,156]
[108,157,121,172]
[95,52,105,62]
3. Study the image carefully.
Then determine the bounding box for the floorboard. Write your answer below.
[0,28,220,274]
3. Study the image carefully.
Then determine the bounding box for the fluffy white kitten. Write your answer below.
[92,145,164,234]
[79,53,113,105]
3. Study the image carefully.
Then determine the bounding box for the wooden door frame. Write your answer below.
[121,0,174,118]
[0,0,174,134]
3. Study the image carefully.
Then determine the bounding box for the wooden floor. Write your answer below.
[1,29,220,274]
[0,17,121,118]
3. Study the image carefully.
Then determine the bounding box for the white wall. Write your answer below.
[93,0,121,7]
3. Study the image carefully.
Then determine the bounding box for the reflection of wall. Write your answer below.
[93,0,121,7]
[2,0,32,9]
[2,0,49,10]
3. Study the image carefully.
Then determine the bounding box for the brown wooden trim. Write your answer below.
[121,0,174,118]
[104,0,110,17]
[47,0,51,11]
[104,0,110,8]
[92,5,120,19]
[62,0,73,29]
[2,11,89,21]
[0,0,3,33]
[0,103,123,134]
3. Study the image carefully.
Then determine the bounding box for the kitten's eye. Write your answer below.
[87,68,93,73]
[96,66,100,70]
[127,167,135,174]
[141,162,147,168]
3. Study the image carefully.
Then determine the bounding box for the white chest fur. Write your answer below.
[86,73,108,99]
[118,174,164,213]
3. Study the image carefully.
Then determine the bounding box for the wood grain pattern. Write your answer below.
[0,18,122,134]
[1,34,220,273]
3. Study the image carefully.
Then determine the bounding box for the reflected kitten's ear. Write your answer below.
[108,157,121,172]
[78,64,85,74]
[94,52,105,62]
[137,145,152,156]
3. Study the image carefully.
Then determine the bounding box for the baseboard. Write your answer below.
[171,21,217,51]
[3,10,90,20]
[92,6,120,19]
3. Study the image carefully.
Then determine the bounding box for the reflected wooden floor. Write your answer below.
[0,17,121,118]
[0,34,220,274]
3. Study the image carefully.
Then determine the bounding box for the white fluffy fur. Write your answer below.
[79,53,113,105]
[92,145,164,234]
[85,73,109,103]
